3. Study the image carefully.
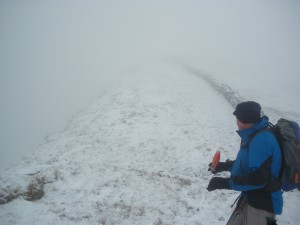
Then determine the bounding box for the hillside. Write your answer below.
[0,63,299,225]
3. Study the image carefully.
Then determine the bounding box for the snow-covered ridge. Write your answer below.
[182,66,244,108]
[182,65,300,123]
[0,64,299,225]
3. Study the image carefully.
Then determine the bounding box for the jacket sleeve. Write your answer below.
[229,133,273,191]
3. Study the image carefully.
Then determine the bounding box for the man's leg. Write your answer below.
[227,199,276,225]
[245,203,276,225]
[227,198,246,225]
[227,208,244,225]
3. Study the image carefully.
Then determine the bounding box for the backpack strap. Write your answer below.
[241,124,282,192]
[240,122,282,149]
[240,127,270,149]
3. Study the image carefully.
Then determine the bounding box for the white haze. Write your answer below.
[0,0,299,167]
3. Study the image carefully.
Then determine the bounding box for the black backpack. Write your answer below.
[246,118,300,192]
[271,118,300,191]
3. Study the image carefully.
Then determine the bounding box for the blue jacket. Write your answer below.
[229,116,283,214]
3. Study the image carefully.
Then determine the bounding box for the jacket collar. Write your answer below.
[236,116,269,140]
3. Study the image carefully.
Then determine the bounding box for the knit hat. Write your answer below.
[233,101,261,124]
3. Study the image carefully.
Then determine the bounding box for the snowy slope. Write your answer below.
[0,63,299,225]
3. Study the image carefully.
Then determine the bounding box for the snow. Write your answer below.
[0,62,299,225]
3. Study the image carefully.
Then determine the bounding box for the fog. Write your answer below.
[1,0,299,167]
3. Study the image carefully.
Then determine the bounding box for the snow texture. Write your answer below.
[0,63,299,225]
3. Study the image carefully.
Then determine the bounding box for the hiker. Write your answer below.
[207,101,282,225]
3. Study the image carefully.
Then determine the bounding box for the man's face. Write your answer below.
[236,119,253,130]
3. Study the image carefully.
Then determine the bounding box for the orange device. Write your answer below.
[210,151,221,172]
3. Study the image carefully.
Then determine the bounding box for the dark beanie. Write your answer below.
[233,101,261,124]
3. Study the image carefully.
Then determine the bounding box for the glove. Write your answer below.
[266,217,277,225]
[208,159,234,174]
[207,177,230,191]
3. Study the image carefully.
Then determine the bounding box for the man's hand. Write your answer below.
[207,177,230,191]
[208,159,234,174]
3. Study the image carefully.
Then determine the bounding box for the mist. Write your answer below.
[1,0,299,167]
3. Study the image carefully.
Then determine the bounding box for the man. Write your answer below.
[207,101,282,225]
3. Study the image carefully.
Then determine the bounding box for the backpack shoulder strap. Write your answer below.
[241,124,283,191]
[241,126,272,149]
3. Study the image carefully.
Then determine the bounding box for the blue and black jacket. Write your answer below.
[229,116,283,214]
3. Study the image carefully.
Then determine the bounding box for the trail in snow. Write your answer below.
[0,63,299,225]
